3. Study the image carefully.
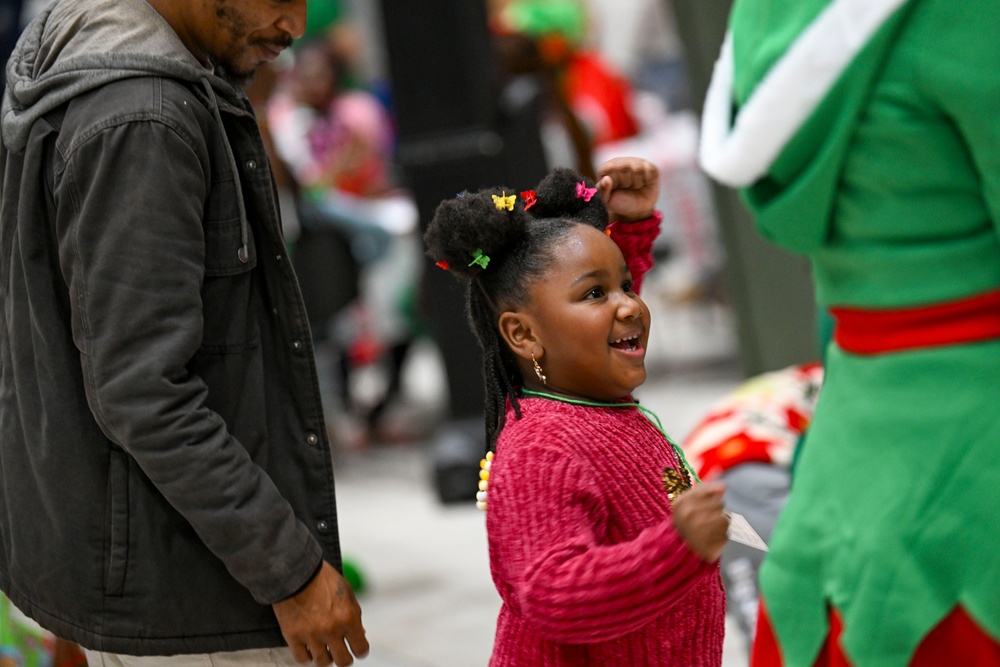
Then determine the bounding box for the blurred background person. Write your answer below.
[0,0,26,100]
[488,0,641,177]
[267,32,425,447]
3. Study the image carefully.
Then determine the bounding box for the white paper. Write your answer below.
[725,511,769,552]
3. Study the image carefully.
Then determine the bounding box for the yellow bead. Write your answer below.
[486,451,494,461]
[480,470,489,481]
[479,480,488,491]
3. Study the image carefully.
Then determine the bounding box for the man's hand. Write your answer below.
[596,157,660,222]
[273,560,369,666]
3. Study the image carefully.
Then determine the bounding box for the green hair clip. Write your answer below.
[468,248,490,270]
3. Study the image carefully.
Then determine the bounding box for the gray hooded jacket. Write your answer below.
[1,0,340,654]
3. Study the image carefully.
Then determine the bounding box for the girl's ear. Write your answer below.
[498,310,538,362]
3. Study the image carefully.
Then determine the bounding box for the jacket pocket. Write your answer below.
[203,215,257,277]
[104,448,130,596]
[203,169,256,277]
[201,213,261,353]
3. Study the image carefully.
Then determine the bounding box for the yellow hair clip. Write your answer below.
[492,191,516,211]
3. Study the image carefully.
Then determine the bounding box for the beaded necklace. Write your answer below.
[476,389,701,510]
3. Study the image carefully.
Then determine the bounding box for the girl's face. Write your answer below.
[518,225,650,402]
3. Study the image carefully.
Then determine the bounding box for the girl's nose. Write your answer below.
[616,293,643,320]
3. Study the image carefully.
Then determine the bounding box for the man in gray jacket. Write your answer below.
[0,0,368,665]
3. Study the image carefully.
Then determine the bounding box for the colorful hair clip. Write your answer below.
[468,249,490,270]
[520,190,538,210]
[492,191,516,211]
[435,260,450,271]
[575,181,597,202]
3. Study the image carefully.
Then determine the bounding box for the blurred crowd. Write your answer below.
[240,0,722,451]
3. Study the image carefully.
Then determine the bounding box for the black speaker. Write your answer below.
[379,0,496,137]
[380,0,550,502]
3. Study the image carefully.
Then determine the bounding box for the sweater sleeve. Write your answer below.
[607,210,663,295]
[488,437,715,644]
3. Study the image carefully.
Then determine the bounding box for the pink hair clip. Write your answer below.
[575,182,597,202]
[520,190,538,210]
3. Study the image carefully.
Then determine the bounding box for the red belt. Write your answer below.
[831,289,1000,355]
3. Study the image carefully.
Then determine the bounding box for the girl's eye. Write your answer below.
[585,286,606,299]
[622,279,634,294]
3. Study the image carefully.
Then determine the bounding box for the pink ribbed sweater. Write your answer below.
[487,397,725,666]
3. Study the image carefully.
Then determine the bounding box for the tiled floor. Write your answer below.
[330,297,752,666]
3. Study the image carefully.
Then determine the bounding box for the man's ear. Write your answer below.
[498,310,538,362]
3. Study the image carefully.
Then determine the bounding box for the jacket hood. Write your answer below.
[698,0,915,252]
[2,0,242,152]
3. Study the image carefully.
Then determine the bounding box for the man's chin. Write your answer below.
[209,59,256,90]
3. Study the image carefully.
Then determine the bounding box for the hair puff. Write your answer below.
[424,187,531,279]
[528,167,608,230]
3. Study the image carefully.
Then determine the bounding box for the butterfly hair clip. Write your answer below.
[520,190,538,210]
[575,182,597,202]
[492,191,516,211]
[468,248,490,270]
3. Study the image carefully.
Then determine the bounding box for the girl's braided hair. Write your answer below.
[423,168,609,451]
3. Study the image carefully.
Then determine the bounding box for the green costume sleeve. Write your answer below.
[912,0,1000,238]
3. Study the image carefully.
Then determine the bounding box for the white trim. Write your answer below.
[699,0,911,187]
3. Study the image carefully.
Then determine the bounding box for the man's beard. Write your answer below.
[209,57,254,90]
[210,36,293,90]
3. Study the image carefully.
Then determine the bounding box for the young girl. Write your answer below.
[424,158,729,666]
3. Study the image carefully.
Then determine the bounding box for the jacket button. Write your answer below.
[246,159,257,171]
[316,520,330,533]
[292,340,302,351]
[306,433,319,446]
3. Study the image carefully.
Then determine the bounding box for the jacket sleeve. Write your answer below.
[55,114,321,605]
[607,210,663,295]
[488,435,714,643]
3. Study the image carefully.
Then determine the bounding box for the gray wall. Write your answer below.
[669,0,820,376]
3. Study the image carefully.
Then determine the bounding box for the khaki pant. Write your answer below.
[85,648,302,667]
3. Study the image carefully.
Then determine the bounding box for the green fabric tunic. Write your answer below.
[724,0,1000,665]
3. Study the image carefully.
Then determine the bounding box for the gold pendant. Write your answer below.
[662,467,692,502]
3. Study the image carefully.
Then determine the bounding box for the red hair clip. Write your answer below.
[435,260,450,271]
[520,190,538,210]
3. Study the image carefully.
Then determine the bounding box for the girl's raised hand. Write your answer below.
[596,157,660,222]
[671,481,730,562]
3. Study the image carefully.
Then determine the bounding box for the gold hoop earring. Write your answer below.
[531,352,547,385]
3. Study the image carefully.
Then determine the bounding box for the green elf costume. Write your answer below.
[700,1,1000,666]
